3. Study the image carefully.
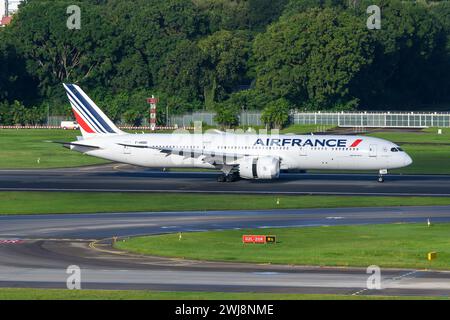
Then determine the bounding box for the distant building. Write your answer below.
[0,0,24,26]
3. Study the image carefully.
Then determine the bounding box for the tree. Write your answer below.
[0,32,37,105]
[9,0,114,98]
[101,92,130,123]
[261,98,290,129]
[283,0,346,16]
[123,110,142,127]
[214,101,240,128]
[348,0,450,109]
[195,0,288,31]
[106,0,209,92]
[247,0,289,30]
[198,30,252,108]
[253,8,373,110]
[225,89,270,111]
[157,40,204,104]
[0,101,12,125]
[1,0,449,120]
[24,105,46,125]
[10,100,27,125]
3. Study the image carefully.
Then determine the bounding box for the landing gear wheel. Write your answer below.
[218,173,239,182]
[378,169,387,183]
[225,175,234,182]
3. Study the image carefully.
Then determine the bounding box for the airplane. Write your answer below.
[60,83,413,183]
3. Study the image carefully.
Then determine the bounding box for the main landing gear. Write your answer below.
[378,169,387,183]
[217,172,240,182]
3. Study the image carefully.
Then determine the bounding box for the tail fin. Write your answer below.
[63,83,124,138]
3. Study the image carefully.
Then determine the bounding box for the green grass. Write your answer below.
[116,223,450,270]
[390,144,450,174]
[0,288,444,300]
[368,127,450,145]
[0,192,449,215]
[0,129,107,168]
[0,128,448,173]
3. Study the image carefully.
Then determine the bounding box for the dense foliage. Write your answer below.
[0,0,449,126]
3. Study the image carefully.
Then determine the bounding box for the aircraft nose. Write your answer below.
[404,154,413,166]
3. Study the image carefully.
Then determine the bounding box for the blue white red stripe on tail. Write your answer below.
[63,83,122,136]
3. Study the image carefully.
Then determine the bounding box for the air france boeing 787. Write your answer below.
[61,84,412,182]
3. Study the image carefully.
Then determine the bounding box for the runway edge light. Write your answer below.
[427,252,437,261]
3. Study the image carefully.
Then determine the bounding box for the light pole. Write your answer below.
[166,103,169,127]
[47,103,50,126]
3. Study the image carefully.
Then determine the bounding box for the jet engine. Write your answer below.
[238,156,280,180]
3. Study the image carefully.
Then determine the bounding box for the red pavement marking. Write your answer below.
[0,240,25,244]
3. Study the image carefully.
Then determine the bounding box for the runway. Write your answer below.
[0,164,450,196]
[1,206,449,296]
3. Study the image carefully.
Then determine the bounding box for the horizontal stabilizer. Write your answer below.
[46,140,101,149]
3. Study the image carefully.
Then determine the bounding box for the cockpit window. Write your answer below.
[397,147,403,152]
[390,147,398,152]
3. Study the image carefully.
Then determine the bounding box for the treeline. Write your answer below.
[0,0,449,127]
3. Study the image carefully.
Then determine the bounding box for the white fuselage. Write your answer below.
[69,133,413,176]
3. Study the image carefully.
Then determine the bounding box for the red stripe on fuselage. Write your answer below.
[72,107,95,133]
[350,139,363,148]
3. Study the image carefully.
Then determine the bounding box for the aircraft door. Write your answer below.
[369,144,377,157]
[299,146,307,156]
[123,141,132,155]
[203,140,212,153]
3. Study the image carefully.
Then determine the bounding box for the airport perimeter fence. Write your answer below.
[170,111,450,128]
[3,112,449,130]
[0,116,191,130]
[169,112,264,127]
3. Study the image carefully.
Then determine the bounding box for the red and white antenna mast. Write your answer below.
[147,95,158,131]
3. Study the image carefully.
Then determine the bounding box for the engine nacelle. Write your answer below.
[238,156,280,180]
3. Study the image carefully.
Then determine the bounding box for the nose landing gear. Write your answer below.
[378,169,387,183]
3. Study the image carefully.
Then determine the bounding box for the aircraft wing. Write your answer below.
[116,143,256,165]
